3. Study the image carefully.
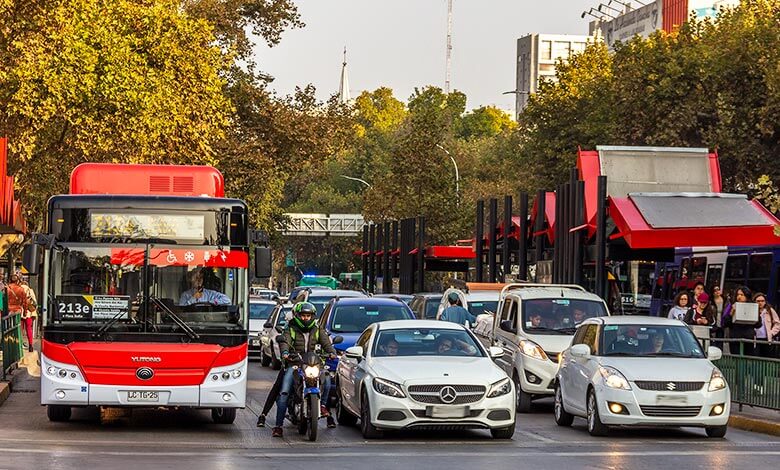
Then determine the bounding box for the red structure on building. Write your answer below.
[0,137,26,235]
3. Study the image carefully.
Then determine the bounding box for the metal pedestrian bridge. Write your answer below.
[281,213,365,236]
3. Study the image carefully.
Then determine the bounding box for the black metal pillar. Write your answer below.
[568,168,578,284]
[376,223,384,293]
[503,195,512,282]
[361,225,369,291]
[488,198,498,283]
[518,192,528,281]
[475,200,484,282]
[534,190,546,282]
[596,176,608,300]
[383,221,392,293]
[391,220,399,279]
[416,216,426,293]
[399,218,416,295]
[368,223,376,294]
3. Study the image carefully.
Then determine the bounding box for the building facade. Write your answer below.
[515,33,592,118]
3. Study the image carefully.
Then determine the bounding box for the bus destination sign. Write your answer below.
[54,295,131,321]
[90,213,205,240]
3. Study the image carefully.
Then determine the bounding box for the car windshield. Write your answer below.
[307,296,335,316]
[602,324,705,358]
[425,299,441,319]
[330,305,413,333]
[522,298,607,334]
[374,328,485,358]
[468,301,498,315]
[249,303,275,320]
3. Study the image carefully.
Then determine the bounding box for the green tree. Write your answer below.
[459,106,516,140]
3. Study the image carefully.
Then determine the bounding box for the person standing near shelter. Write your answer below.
[440,292,476,327]
[684,292,715,326]
[721,286,762,356]
[6,274,28,345]
[20,276,37,352]
[668,292,690,321]
[753,293,780,358]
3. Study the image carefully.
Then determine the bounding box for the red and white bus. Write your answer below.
[23,163,270,424]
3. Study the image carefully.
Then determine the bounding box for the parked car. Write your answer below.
[335,320,516,439]
[260,303,293,369]
[408,293,443,320]
[372,293,414,305]
[248,299,277,360]
[436,286,500,321]
[554,316,729,438]
[474,283,609,413]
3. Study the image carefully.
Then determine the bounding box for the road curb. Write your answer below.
[729,414,780,436]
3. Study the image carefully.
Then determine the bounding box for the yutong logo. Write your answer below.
[131,356,162,363]
[136,367,154,381]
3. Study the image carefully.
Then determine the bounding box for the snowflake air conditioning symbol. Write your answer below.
[184,251,195,263]
[219,251,227,262]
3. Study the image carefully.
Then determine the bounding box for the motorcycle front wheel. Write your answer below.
[296,398,307,435]
[307,394,320,442]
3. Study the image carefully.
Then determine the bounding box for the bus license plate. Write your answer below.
[127,391,159,402]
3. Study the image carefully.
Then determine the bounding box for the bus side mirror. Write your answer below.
[255,247,272,279]
[22,244,42,276]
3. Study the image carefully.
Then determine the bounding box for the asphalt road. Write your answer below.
[1,361,778,470]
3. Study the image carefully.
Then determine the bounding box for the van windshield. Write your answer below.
[522,299,607,334]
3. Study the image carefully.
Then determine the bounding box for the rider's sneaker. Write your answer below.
[271,427,283,438]
[320,405,330,417]
[256,415,266,427]
[326,415,336,428]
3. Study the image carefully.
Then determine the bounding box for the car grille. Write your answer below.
[407,384,486,405]
[634,381,705,392]
[640,405,702,417]
[411,409,483,418]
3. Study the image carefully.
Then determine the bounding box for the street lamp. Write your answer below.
[339,175,371,188]
[435,143,460,207]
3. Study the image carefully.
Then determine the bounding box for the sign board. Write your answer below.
[600,0,662,49]
[54,295,131,321]
[732,302,759,325]
[90,213,205,240]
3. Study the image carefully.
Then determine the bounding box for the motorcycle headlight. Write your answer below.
[304,365,320,379]
[372,378,406,398]
[487,378,512,398]
[519,339,548,360]
[708,368,727,392]
[598,366,631,390]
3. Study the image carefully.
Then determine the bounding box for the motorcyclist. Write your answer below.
[272,301,337,438]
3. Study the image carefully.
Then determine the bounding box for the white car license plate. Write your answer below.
[656,394,688,406]
[427,406,469,418]
[127,391,159,402]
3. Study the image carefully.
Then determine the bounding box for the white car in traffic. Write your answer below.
[554,316,730,437]
[335,320,516,439]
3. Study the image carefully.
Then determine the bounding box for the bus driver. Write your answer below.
[179,268,230,306]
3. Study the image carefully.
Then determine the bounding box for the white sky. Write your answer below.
[252,0,592,114]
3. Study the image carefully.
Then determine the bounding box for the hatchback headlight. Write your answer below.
[598,366,631,390]
[519,340,548,360]
[487,378,512,398]
[304,365,321,379]
[373,378,406,398]
[708,368,727,392]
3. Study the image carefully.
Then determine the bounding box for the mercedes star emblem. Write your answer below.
[136,367,154,381]
[439,386,458,404]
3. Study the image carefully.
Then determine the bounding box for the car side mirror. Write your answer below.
[570,344,591,358]
[332,335,344,345]
[263,321,272,329]
[499,320,517,334]
[707,346,722,361]
[22,244,42,276]
[275,326,284,334]
[488,346,504,358]
[345,346,363,359]
[254,246,272,279]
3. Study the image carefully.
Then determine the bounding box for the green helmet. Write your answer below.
[292,301,317,331]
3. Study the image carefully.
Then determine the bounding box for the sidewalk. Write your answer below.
[729,405,780,436]
[0,346,40,408]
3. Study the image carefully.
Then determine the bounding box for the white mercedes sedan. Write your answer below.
[554,316,730,438]
[335,320,516,439]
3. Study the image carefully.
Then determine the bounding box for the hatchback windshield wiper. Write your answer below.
[150,296,199,340]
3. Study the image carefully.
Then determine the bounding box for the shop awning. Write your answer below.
[609,193,780,249]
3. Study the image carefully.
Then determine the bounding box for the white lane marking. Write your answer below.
[514,430,556,443]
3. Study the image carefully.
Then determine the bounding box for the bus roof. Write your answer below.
[70,163,225,197]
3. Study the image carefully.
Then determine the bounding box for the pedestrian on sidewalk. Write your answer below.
[722,286,762,356]
[684,292,715,326]
[752,293,780,358]
[668,292,690,321]
[20,276,38,353]
[7,272,28,325]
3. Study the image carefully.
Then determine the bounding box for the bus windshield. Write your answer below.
[49,244,247,331]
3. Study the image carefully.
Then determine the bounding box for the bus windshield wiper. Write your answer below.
[150,296,200,340]
[92,307,130,339]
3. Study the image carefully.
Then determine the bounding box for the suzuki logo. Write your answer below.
[132,356,162,363]
[666,382,677,391]
[136,367,154,381]
[439,386,458,404]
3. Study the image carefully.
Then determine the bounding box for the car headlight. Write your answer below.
[708,368,727,392]
[372,378,406,398]
[598,366,631,390]
[304,365,320,379]
[519,339,548,360]
[487,378,512,398]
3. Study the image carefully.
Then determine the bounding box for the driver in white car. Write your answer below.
[179,268,230,306]
[435,335,478,356]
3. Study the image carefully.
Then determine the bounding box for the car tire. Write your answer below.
[47,405,71,422]
[586,389,609,437]
[514,375,533,413]
[260,350,271,367]
[554,384,574,427]
[490,422,516,439]
[336,388,358,426]
[270,347,281,370]
[360,390,383,439]
[211,407,237,424]
[705,425,727,438]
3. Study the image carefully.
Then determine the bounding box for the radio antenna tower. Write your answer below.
[445,0,453,94]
